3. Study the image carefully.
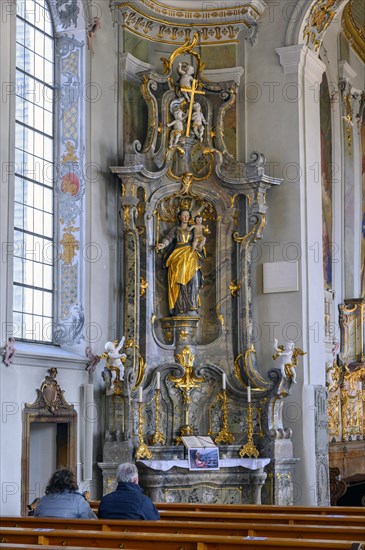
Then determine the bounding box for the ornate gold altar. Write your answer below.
[327,298,365,504]
[98,35,304,505]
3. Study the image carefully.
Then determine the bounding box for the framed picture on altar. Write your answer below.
[188,447,220,471]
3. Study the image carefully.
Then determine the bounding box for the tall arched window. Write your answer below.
[14,0,55,342]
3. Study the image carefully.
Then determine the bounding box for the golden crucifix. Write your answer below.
[181,78,205,137]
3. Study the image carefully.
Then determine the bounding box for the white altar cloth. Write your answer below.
[138,458,270,471]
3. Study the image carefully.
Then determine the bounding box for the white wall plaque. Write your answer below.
[263,261,299,293]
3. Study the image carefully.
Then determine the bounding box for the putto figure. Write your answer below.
[177,62,195,102]
[272,339,306,383]
[191,102,207,142]
[167,106,187,147]
[104,337,127,382]
[157,209,206,315]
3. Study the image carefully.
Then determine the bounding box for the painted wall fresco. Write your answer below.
[320,72,333,289]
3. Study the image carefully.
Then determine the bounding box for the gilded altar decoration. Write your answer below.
[103,29,287,502]
[215,390,235,445]
[239,401,259,458]
[341,389,362,438]
[328,394,341,437]
[170,346,204,443]
[170,346,204,394]
[229,281,241,297]
[339,298,365,365]
[135,399,152,460]
[140,277,148,297]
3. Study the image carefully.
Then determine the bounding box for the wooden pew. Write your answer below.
[89,499,365,518]
[0,526,363,550]
[155,502,365,516]
[3,512,365,528]
[1,517,365,542]
[157,509,365,525]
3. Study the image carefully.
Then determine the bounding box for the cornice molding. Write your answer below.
[120,53,156,84]
[113,0,267,45]
[204,67,244,86]
[276,44,326,84]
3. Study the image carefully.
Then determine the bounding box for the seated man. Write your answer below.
[98,462,160,520]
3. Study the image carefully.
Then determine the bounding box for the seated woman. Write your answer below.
[34,468,96,519]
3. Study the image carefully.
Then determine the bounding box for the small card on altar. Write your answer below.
[188,447,220,471]
[181,435,215,448]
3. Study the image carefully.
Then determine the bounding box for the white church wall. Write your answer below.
[0,0,120,513]
[0,346,87,515]
[243,3,331,504]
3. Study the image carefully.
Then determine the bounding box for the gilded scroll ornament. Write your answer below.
[140,277,148,297]
[328,394,341,436]
[303,0,339,51]
[229,281,241,297]
[170,346,204,393]
[215,305,224,326]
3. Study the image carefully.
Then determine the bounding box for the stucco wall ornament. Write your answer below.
[113,0,266,45]
[25,368,74,414]
[56,0,80,29]
[303,0,342,51]
[1,337,16,366]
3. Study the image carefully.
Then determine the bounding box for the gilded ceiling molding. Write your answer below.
[303,0,343,51]
[342,0,365,64]
[113,0,267,45]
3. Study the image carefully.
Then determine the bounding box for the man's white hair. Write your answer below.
[116,462,138,483]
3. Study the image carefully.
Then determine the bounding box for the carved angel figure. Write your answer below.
[167,106,187,147]
[177,62,195,102]
[273,339,305,383]
[191,102,206,142]
[104,337,126,382]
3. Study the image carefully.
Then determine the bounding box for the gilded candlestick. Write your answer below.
[149,389,166,445]
[215,390,235,445]
[239,401,259,458]
[135,401,152,460]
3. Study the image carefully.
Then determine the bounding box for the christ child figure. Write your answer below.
[190,215,207,251]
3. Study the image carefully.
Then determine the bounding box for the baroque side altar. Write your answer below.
[98,35,301,505]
